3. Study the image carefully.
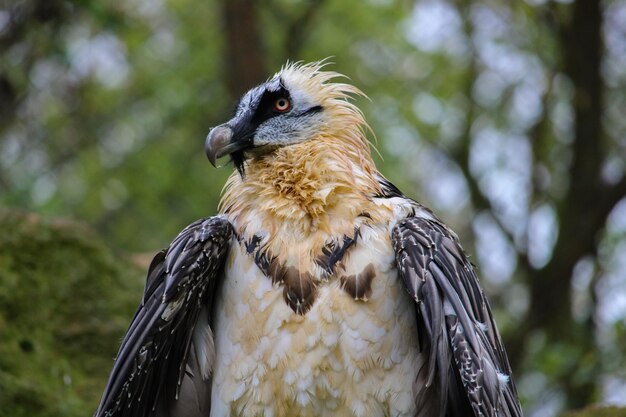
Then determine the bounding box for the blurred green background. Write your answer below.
[1,0,625,416]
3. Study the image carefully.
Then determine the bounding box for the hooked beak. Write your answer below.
[205,124,250,167]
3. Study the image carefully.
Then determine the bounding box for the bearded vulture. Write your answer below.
[95,62,523,417]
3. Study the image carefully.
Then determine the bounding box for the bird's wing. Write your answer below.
[392,215,523,417]
[94,216,233,417]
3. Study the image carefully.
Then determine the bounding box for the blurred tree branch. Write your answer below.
[451,0,531,269]
[0,0,65,126]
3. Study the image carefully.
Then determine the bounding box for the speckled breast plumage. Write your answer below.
[209,222,425,417]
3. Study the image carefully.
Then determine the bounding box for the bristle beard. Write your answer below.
[231,151,246,177]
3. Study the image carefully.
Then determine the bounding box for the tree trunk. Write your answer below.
[220,0,267,98]
[525,0,605,408]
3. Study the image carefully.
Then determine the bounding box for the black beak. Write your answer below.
[205,124,251,167]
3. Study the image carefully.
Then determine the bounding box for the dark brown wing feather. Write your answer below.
[392,215,523,417]
[94,216,232,417]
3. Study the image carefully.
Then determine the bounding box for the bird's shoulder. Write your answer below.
[94,215,233,417]
[371,174,448,232]
[383,183,522,417]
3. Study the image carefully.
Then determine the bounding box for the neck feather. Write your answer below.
[219,133,381,237]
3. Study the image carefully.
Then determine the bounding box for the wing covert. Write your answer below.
[95,216,233,417]
[392,216,523,417]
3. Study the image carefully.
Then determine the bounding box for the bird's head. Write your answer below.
[205,61,367,176]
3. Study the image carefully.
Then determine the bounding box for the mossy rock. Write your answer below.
[0,210,145,417]
[561,407,626,417]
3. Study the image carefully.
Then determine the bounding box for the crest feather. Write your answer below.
[273,60,376,155]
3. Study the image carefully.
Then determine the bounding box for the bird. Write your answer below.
[94,61,523,417]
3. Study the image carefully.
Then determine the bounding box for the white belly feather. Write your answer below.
[210,226,423,417]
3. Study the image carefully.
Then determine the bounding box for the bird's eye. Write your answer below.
[274,98,291,112]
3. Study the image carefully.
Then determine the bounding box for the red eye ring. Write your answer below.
[274,98,291,112]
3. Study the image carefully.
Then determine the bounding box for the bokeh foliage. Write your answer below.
[1,0,625,415]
